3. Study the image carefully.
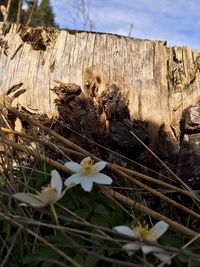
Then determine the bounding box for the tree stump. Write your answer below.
[0,22,200,152]
[177,106,200,185]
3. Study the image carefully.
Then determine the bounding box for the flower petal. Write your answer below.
[51,170,62,196]
[122,243,140,256]
[94,161,107,171]
[81,179,93,192]
[113,226,136,237]
[58,187,68,200]
[141,245,158,255]
[65,162,81,173]
[148,221,169,240]
[153,249,172,265]
[80,156,91,165]
[64,174,82,187]
[92,173,112,185]
[13,193,45,207]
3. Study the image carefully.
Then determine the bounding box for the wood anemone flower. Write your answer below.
[13,170,66,207]
[114,221,171,264]
[64,156,113,192]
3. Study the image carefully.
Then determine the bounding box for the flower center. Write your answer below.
[80,159,98,175]
[37,185,58,204]
[133,222,153,241]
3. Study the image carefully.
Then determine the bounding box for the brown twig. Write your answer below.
[100,186,199,238]
[16,0,22,25]
[4,0,12,22]
[4,105,200,238]
[26,0,37,26]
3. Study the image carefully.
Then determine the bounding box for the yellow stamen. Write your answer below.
[133,221,155,240]
[37,184,58,203]
[80,159,98,175]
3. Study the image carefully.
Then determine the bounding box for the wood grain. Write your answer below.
[0,22,199,145]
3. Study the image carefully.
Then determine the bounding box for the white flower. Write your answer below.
[64,156,113,192]
[13,170,66,207]
[114,221,171,264]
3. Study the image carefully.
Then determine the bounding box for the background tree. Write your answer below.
[0,0,20,22]
[37,0,57,27]
[62,0,93,30]
[24,0,39,26]
[25,0,57,27]
[0,0,57,27]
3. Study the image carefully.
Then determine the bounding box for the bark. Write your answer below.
[0,22,200,148]
[177,106,200,185]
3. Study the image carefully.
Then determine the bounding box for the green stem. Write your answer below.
[50,204,59,225]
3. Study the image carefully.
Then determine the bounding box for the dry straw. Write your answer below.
[1,103,200,239]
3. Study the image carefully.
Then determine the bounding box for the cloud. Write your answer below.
[51,0,200,51]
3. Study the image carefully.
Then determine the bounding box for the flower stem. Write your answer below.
[50,204,59,225]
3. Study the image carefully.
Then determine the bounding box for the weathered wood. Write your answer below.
[177,106,200,184]
[0,22,200,146]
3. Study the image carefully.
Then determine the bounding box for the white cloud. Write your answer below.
[51,0,200,51]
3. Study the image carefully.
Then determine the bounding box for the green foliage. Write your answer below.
[0,0,57,27]
[25,0,57,27]
[36,0,57,27]
[23,247,58,266]
[161,233,200,267]
[61,187,127,228]
[0,177,6,187]
[161,231,186,247]
[1,163,200,266]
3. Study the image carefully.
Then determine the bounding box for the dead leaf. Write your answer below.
[14,117,22,132]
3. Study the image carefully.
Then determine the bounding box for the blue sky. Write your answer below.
[51,0,200,51]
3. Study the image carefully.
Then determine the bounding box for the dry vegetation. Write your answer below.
[0,102,200,267]
[0,2,200,266]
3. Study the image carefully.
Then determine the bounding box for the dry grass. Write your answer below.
[0,104,200,266]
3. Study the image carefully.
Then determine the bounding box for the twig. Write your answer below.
[26,0,37,26]
[50,204,59,225]
[16,0,22,25]
[0,212,82,267]
[0,227,22,267]
[2,136,200,222]
[4,105,200,238]
[129,130,200,203]
[158,233,200,267]
[100,186,199,238]
[4,0,12,23]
